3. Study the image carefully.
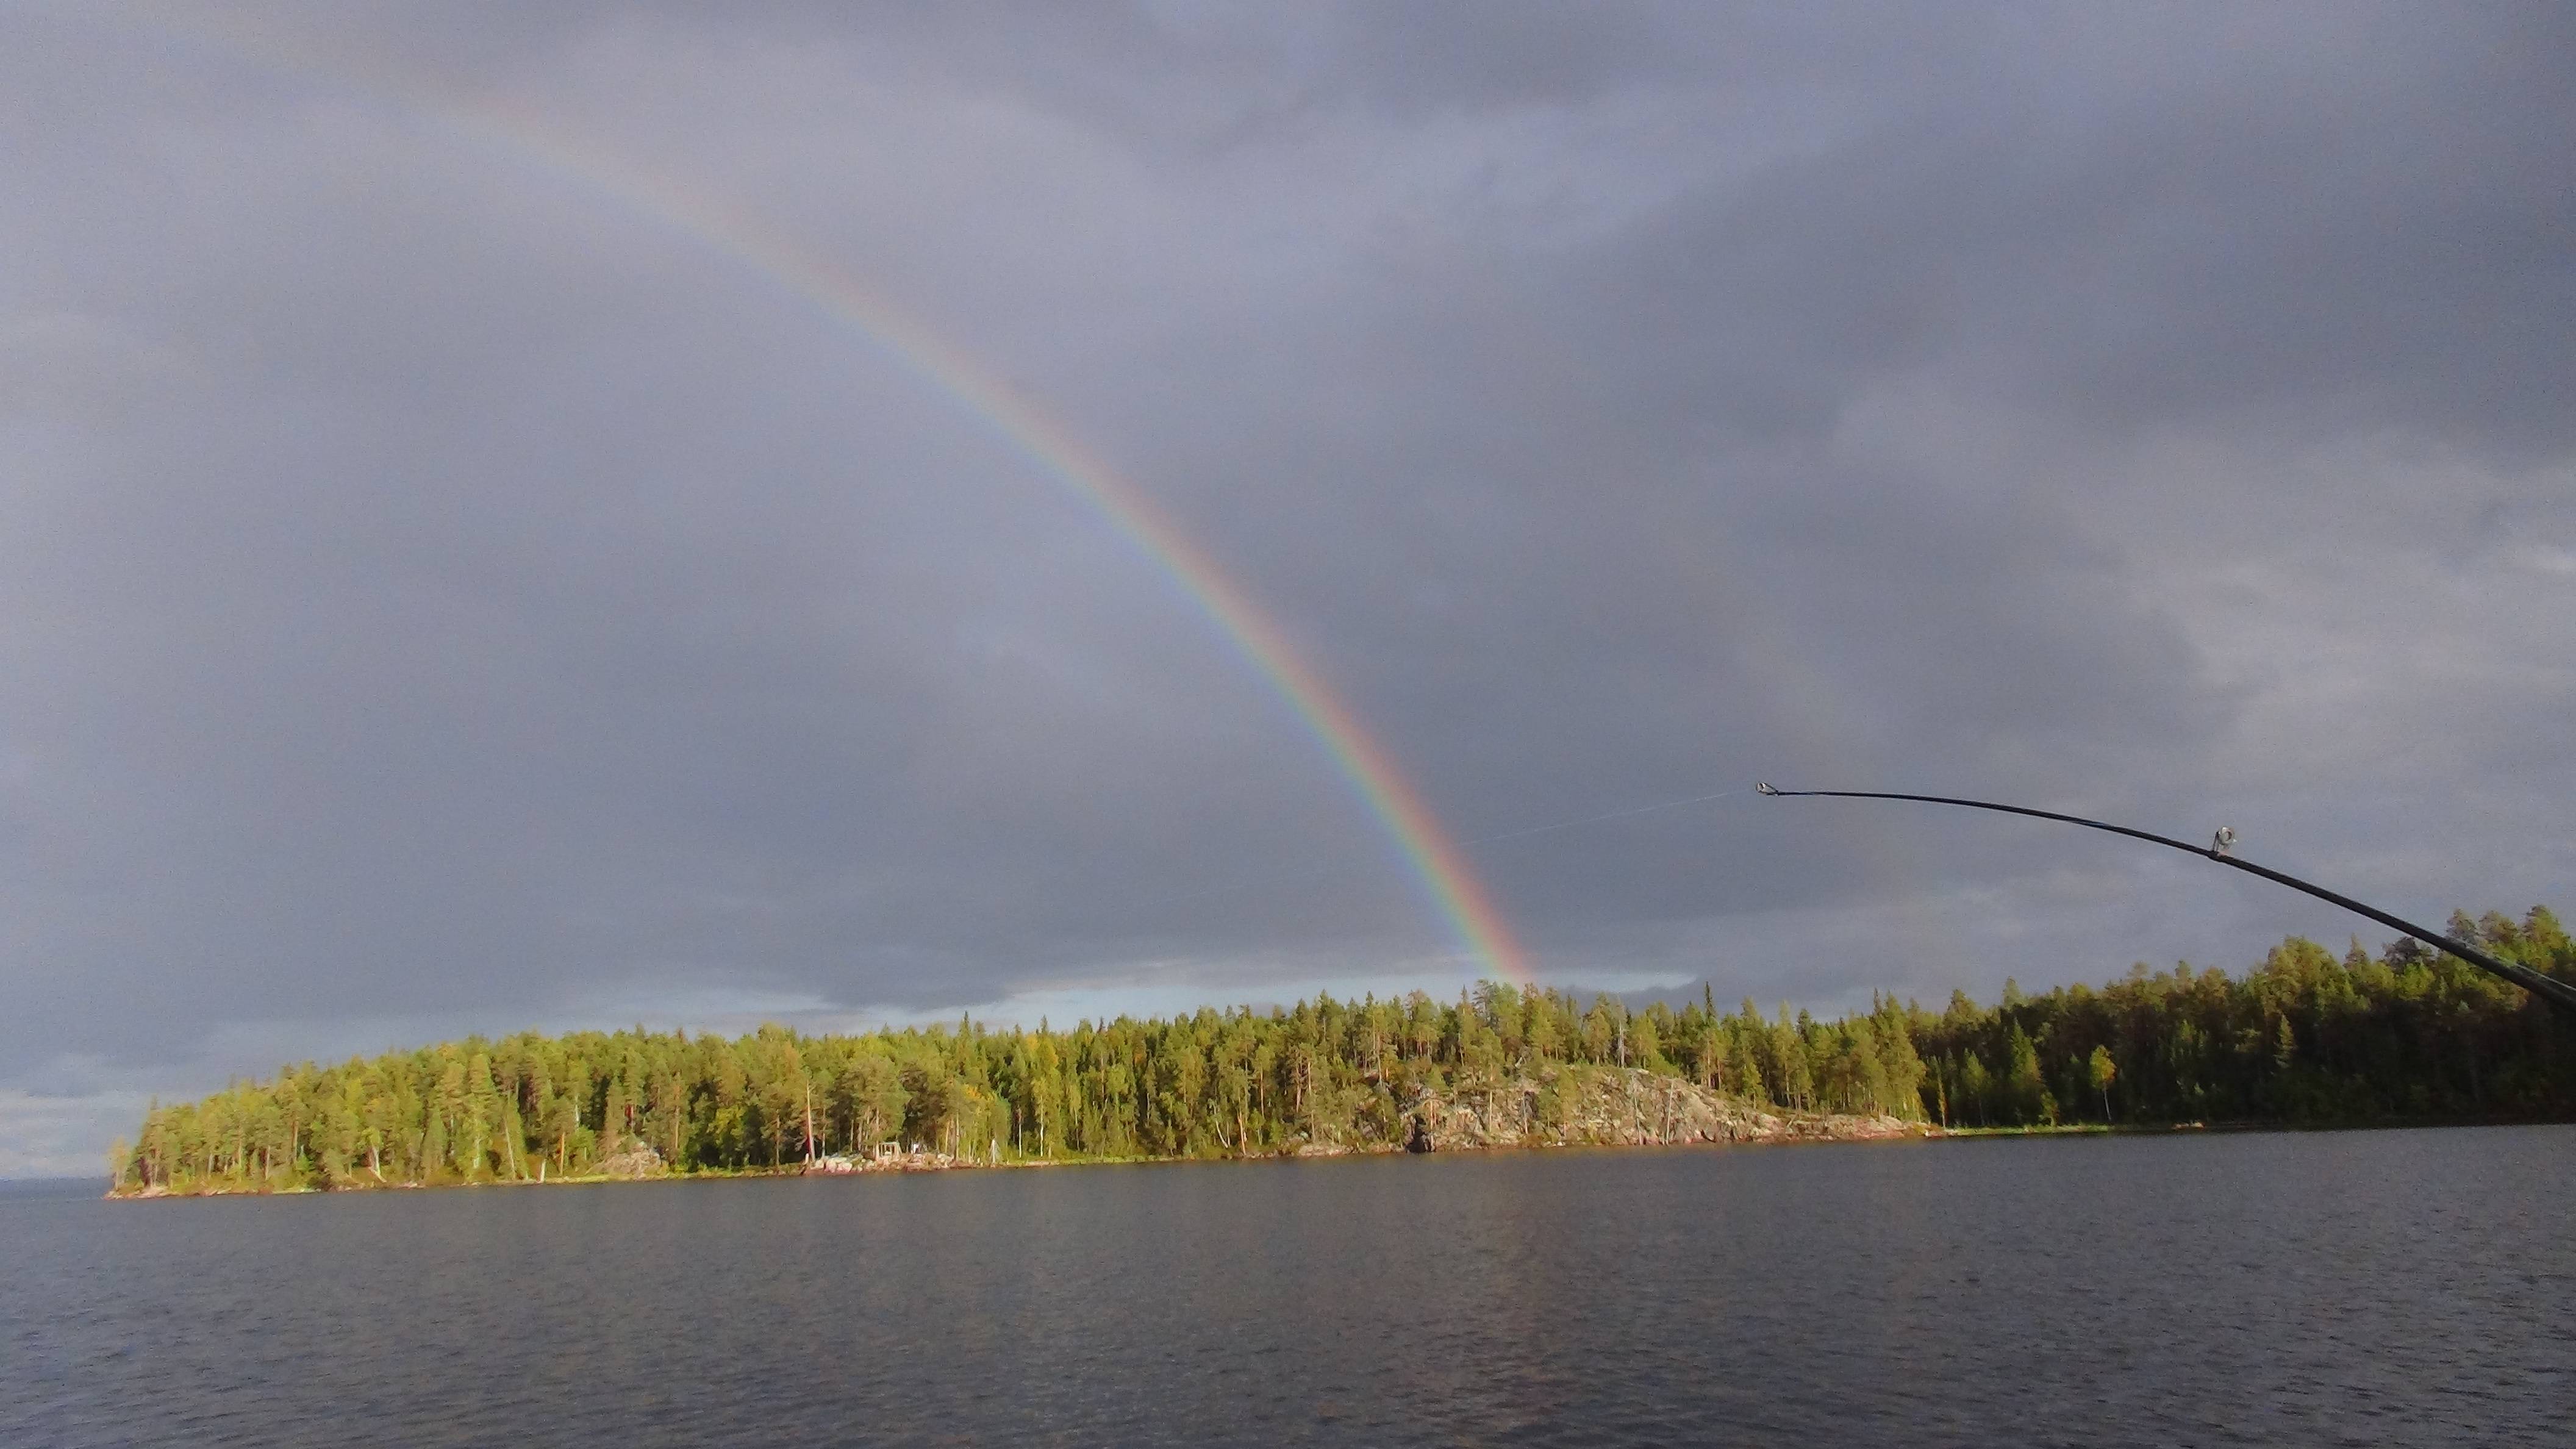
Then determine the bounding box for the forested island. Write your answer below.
[111,907,2575,1196]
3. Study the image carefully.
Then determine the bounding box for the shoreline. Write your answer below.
[115,1064,1933,1198]
[104,1113,2576,1200]
[110,1111,1933,1199]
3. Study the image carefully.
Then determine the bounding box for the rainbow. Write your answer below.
[135,17,1531,982]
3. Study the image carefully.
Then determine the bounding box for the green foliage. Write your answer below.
[1915,906,2576,1128]
[116,906,2576,1192]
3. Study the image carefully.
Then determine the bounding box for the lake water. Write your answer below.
[5,1126,2569,1446]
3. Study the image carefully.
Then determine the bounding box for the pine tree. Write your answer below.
[109,903,2576,1195]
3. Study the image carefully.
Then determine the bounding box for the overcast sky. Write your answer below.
[5,1,2570,1173]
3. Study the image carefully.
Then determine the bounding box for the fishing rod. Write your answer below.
[1754,784,2576,1019]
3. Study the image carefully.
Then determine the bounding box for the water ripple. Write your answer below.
[5,1126,2572,1446]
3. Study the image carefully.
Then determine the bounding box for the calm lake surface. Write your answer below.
[5,1126,2570,1447]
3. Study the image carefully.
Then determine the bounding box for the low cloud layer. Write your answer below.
[4,2,2569,1170]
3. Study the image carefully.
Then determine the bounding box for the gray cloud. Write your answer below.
[3,2,2570,1165]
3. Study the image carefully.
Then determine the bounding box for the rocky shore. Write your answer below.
[814,1065,1928,1174]
[113,1067,1928,1196]
[1343,1064,1923,1154]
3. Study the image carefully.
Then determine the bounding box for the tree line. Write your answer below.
[113,905,2575,1192]
[1916,907,2576,1128]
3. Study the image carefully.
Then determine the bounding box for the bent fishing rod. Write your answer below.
[1754,784,2576,1019]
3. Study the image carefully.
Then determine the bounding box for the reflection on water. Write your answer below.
[6,1126,2571,1446]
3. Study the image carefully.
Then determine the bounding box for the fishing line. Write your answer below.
[1456,788,1748,848]
[1106,786,1751,917]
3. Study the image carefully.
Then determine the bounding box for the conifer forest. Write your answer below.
[115,907,2576,1193]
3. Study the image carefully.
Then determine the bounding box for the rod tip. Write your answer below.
[1755,781,1778,795]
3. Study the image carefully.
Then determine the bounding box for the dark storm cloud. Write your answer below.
[3,2,2570,1170]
